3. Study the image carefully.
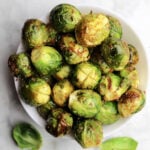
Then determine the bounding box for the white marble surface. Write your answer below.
[0,0,150,149]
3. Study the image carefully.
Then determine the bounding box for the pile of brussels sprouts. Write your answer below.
[8,3,145,148]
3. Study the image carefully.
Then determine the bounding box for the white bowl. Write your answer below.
[14,4,148,147]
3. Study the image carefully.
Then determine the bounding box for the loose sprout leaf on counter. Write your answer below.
[8,3,146,149]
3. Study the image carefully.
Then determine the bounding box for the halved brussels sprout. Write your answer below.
[95,101,120,125]
[58,35,90,64]
[118,88,145,117]
[73,119,103,148]
[99,73,130,101]
[22,19,48,49]
[72,62,101,89]
[50,4,82,33]
[46,108,73,137]
[31,46,62,76]
[101,39,130,71]
[8,52,33,78]
[52,79,74,107]
[68,90,102,118]
[21,78,51,106]
[75,13,110,47]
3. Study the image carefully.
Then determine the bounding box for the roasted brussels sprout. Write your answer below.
[99,73,130,101]
[72,62,101,89]
[95,101,120,125]
[46,108,73,137]
[50,4,82,33]
[101,39,130,71]
[73,119,103,148]
[31,46,62,76]
[37,98,56,119]
[75,13,110,47]
[68,90,101,118]
[8,52,33,78]
[58,35,90,64]
[52,79,74,107]
[12,123,42,150]
[118,88,145,117]
[21,78,51,106]
[108,16,122,39]
[22,19,48,49]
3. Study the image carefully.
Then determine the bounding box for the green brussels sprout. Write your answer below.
[12,123,42,150]
[75,13,110,47]
[50,4,82,33]
[108,16,122,39]
[73,119,103,148]
[118,88,145,117]
[53,64,72,80]
[99,73,130,101]
[101,39,130,71]
[21,78,51,106]
[22,19,48,49]
[8,52,33,78]
[46,108,73,137]
[128,44,139,65]
[37,98,56,119]
[58,35,90,64]
[100,137,138,150]
[72,62,101,89]
[95,101,120,125]
[68,90,102,118]
[31,46,62,76]
[52,79,74,107]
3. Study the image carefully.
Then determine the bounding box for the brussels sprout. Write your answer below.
[31,46,62,76]
[99,73,130,101]
[108,16,122,39]
[75,13,110,47]
[118,88,145,117]
[73,119,103,148]
[21,78,51,106]
[52,79,74,107]
[22,19,48,49]
[128,44,139,65]
[72,62,101,89]
[100,137,138,150]
[46,108,73,137]
[50,4,82,33]
[95,101,120,125]
[58,35,90,64]
[68,90,101,118]
[8,52,33,78]
[12,123,42,150]
[101,39,130,71]
[53,64,72,80]
[37,98,56,119]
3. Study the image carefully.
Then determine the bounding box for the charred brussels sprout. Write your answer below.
[22,19,48,49]
[50,4,82,33]
[52,79,74,107]
[73,119,103,148]
[99,73,130,101]
[101,39,130,71]
[72,62,101,89]
[58,35,90,64]
[68,90,101,118]
[46,108,73,137]
[31,46,62,76]
[21,78,51,106]
[75,13,110,47]
[95,101,120,125]
[118,88,145,117]
[108,16,122,39]
[8,52,33,78]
